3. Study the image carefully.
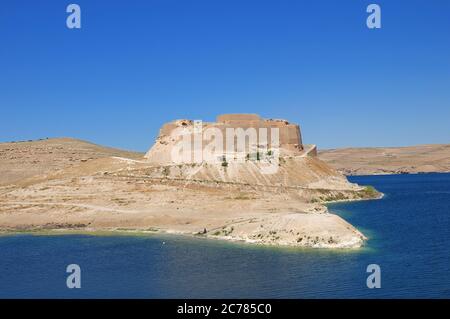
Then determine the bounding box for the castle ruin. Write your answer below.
[145,114,316,164]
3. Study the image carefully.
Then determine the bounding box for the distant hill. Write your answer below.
[0,138,144,186]
[3,139,448,184]
[319,144,450,175]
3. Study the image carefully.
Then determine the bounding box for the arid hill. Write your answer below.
[319,144,450,176]
[0,138,143,186]
[0,117,380,248]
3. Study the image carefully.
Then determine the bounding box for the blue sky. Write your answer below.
[1,0,449,151]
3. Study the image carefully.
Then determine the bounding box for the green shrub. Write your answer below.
[362,185,378,198]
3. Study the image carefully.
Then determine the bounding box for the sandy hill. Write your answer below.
[319,144,450,175]
[0,138,143,186]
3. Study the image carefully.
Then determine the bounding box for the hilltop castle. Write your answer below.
[145,114,316,164]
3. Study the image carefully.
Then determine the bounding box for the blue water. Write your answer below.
[1,173,450,299]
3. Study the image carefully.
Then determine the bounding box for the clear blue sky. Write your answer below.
[1,0,449,152]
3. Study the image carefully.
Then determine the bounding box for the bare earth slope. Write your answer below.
[319,144,450,175]
[0,138,379,248]
[0,138,143,186]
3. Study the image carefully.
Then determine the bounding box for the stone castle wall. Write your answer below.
[213,114,303,150]
[145,114,304,163]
